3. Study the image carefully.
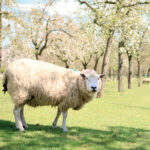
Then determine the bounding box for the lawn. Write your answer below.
[0,79,150,150]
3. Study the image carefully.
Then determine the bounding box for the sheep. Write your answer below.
[3,58,105,132]
[143,78,150,84]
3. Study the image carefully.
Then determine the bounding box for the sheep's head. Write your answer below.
[79,69,105,95]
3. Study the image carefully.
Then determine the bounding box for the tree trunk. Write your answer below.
[82,62,88,69]
[113,69,116,81]
[93,57,99,71]
[101,30,114,74]
[83,65,87,69]
[65,61,69,68]
[128,55,132,89]
[142,70,145,76]
[137,58,142,87]
[0,1,2,71]
[118,52,124,92]
[98,29,114,97]
[35,53,39,60]
[147,68,150,77]
[108,67,113,80]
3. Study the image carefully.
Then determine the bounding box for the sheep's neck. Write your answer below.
[80,92,95,103]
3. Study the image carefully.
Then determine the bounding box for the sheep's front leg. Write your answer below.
[52,108,61,128]
[62,111,68,132]
[21,107,28,129]
[13,106,24,132]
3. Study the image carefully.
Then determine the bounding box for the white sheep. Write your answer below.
[143,78,150,84]
[3,58,105,132]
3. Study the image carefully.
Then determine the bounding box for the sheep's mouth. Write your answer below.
[87,90,97,94]
[91,89,97,93]
[92,90,97,93]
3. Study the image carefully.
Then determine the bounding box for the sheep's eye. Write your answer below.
[86,77,90,82]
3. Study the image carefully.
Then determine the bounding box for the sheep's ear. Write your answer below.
[99,74,105,78]
[80,73,86,79]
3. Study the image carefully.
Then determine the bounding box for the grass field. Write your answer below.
[0,79,150,150]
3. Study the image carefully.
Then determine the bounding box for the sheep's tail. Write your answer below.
[2,71,8,94]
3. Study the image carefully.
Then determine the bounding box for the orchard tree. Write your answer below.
[125,29,141,89]
[115,1,150,91]
[93,39,104,71]
[117,40,125,91]
[13,1,74,61]
[24,4,62,60]
[49,19,78,68]
[1,0,18,69]
[92,30,105,71]
[135,7,150,86]
[123,9,150,89]
[76,22,96,69]
[6,36,33,61]
[77,0,150,96]
[136,28,150,86]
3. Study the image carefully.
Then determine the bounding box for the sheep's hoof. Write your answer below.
[18,127,25,132]
[62,128,68,132]
[52,123,57,128]
[23,125,28,129]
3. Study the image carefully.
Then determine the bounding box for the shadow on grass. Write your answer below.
[0,119,150,150]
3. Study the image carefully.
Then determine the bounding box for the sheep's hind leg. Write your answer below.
[52,108,61,128]
[62,111,68,132]
[13,106,25,132]
[21,106,28,129]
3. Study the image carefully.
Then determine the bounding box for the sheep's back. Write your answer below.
[5,58,78,107]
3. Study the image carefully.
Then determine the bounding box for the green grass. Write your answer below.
[1,79,150,150]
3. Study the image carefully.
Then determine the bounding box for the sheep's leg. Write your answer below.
[62,111,68,132]
[21,107,28,129]
[52,108,61,128]
[13,106,24,132]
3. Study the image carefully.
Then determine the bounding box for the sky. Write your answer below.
[16,0,81,16]
[3,0,82,47]
[17,0,35,4]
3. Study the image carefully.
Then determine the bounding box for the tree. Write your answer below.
[6,36,34,61]
[49,19,78,68]
[0,0,2,69]
[77,0,150,96]
[12,1,74,61]
[118,41,125,91]
[1,0,18,69]
[125,28,141,89]
[136,28,150,87]
[93,37,104,71]
[31,18,59,60]
[124,10,150,88]
[26,4,60,60]
[76,22,99,69]
[135,8,150,86]
[76,31,93,69]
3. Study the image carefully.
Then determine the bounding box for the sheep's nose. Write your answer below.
[91,86,97,91]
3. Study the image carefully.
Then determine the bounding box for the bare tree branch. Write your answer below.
[32,39,38,50]
[105,0,116,5]
[78,0,150,8]
[78,0,97,12]
[123,1,150,8]
[39,29,73,55]
[32,17,74,57]
[59,29,73,37]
